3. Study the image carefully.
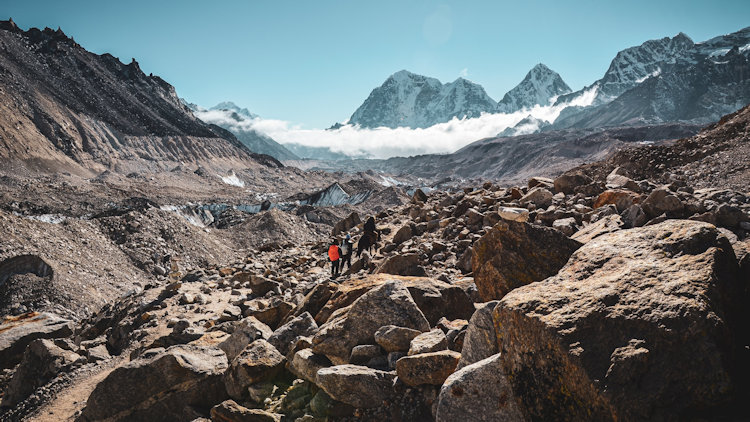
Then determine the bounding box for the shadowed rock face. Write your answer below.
[493,220,743,421]
[78,345,229,422]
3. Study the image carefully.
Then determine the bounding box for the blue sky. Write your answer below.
[4,0,749,128]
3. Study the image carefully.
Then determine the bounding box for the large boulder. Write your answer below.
[396,350,460,386]
[406,280,475,325]
[219,317,273,362]
[436,354,524,422]
[519,187,553,209]
[315,365,396,408]
[267,312,318,357]
[0,312,73,369]
[374,325,422,353]
[641,187,684,217]
[457,301,499,369]
[392,224,414,245]
[408,329,448,355]
[375,254,426,277]
[472,220,582,301]
[78,345,228,422]
[311,280,430,364]
[210,399,282,422]
[571,215,624,244]
[493,220,744,421]
[554,172,592,194]
[289,348,332,383]
[224,340,285,400]
[2,339,82,407]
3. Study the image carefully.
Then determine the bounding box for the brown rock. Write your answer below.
[224,340,285,400]
[408,329,449,355]
[374,325,422,353]
[571,215,624,244]
[493,220,743,421]
[593,189,640,212]
[315,364,396,408]
[396,350,461,386]
[332,211,361,237]
[375,253,426,277]
[554,172,592,194]
[472,219,582,301]
[210,399,282,422]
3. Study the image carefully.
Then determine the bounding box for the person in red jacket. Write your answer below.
[328,238,341,278]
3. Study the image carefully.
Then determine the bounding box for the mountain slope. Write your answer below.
[0,19,269,174]
[497,63,571,113]
[347,70,499,128]
[190,102,299,161]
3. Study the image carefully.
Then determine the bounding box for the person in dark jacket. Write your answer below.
[328,238,341,277]
[340,234,354,271]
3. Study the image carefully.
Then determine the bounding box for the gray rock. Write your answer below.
[408,329,448,355]
[552,217,578,236]
[79,345,228,422]
[210,399,282,422]
[2,339,82,407]
[219,317,273,362]
[374,325,422,353]
[554,172,593,194]
[267,312,318,357]
[375,253,426,277]
[315,364,396,408]
[641,187,684,217]
[392,224,414,245]
[224,340,285,400]
[0,312,73,369]
[457,301,499,369]
[571,214,624,244]
[289,348,332,383]
[350,344,383,365]
[436,354,524,422]
[519,187,553,209]
[312,280,430,364]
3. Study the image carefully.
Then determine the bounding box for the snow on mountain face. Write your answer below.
[497,64,571,113]
[210,101,257,119]
[348,70,499,129]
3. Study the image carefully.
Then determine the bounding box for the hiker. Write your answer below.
[340,234,354,271]
[328,238,341,277]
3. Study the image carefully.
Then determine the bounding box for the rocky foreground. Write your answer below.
[1,157,749,421]
[1,108,750,421]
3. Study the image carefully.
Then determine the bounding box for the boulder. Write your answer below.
[392,224,414,245]
[519,187,553,209]
[412,188,429,203]
[267,312,318,357]
[350,344,383,365]
[457,301,499,369]
[406,280,475,325]
[554,172,592,195]
[2,339,82,407]
[497,207,530,223]
[408,329,448,355]
[79,345,228,422]
[243,297,294,329]
[641,188,684,217]
[219,317,273,362]
[571,215,624,244]
[605,168,639,191]
[289,348,332,383]
[552,217,578,236]
[315,364,396,408]
[620,204,648,228]
[374,325,422,353]
[435,354,524,422]
[593,189,640,212]
[528,176,554,190]
[0,312,73,369]
[210,399,282,422]
[375,254,426,277]
[396,350,460,386]
[224,340,285,400]
[332,211,361,237]
[288,281,335,323]
[312,280,430,364]
[493,220,744,421]
[472,219,582,301]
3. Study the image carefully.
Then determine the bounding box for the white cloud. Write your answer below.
[459,68,469,78]
[194,89,599,160]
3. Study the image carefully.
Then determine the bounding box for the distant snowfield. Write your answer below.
[195,88,598,160]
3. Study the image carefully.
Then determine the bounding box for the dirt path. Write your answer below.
[25,356,126,422]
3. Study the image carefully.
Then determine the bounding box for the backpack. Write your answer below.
[328,245,340,261]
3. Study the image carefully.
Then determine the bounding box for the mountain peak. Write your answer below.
[497,64,571,113]
[210,101,257,119]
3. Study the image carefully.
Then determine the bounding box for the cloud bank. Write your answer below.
[195,87,598,160]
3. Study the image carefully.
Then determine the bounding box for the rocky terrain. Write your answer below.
[1,104,748,421]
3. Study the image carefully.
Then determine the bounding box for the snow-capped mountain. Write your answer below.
[189,102,299,161]
[497,64,571,113]
[554,26,750,129]
[556,33,696,107]
[347,70,499,129]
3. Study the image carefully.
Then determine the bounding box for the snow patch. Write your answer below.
[220,173,245,187]
[379,175,402,187]
[635,68,662,84]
